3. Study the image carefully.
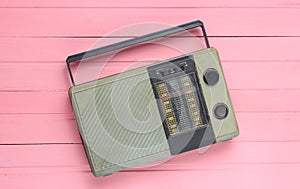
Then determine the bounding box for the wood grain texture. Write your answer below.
[1,0,300,8]
[0,61,299,91]
[1,90,299,113]
[0,8,300,37]
[1,113,299,144]
[1,142,299,168]
[0,37,300,63]
[0,1,299,188]
[1,165,299,189]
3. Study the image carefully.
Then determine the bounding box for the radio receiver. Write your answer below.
[66,20,239,176]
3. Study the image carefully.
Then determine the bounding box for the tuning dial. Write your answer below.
[213,103,229,119]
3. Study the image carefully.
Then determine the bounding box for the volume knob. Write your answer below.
[203,68,219,86]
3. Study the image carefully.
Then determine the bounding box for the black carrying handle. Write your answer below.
[66,20,210,86]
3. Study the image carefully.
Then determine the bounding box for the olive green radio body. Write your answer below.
[66,20,239,177]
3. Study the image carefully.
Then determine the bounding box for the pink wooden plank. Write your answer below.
[0,92,72,113]
[1,0,299,8]
[0,37,299,63]
[0,90,299,113]
[0,8,300,36]
[1,113,299,144]
[0,114,80,144]
[0,3,298,189]
[236,113,300,142]
[0,63,68,91]
[222,61,300,90]
[0,142,299,168]
[229,90,300,112]
[1,164,299,189]
[0,61,299,91]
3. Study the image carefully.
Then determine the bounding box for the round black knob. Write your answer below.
[203,68,219,86]
[213,103,229,119]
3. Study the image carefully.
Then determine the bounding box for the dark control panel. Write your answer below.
[147,56,216,155]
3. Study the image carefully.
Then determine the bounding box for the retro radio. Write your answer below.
[66,20,239,176]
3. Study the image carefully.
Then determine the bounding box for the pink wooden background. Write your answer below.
[1,0,300,188]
